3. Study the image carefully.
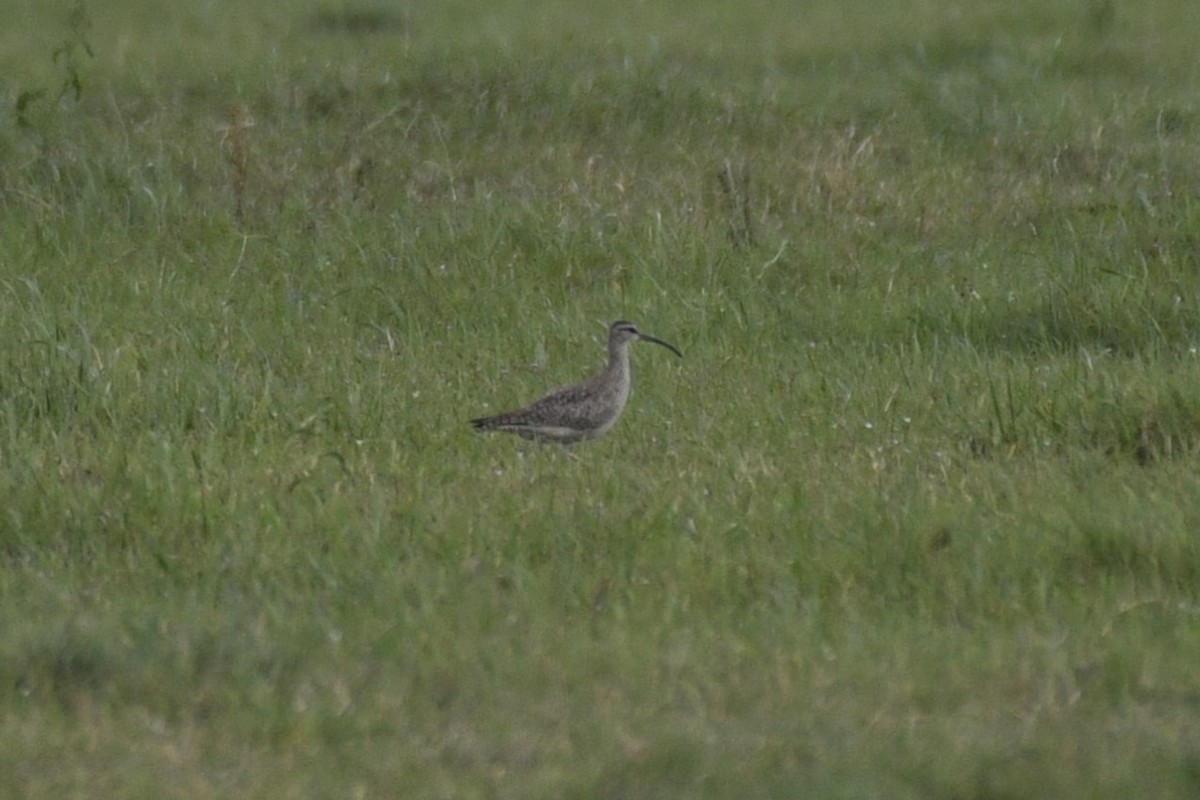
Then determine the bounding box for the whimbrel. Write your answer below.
[470,320,682,444]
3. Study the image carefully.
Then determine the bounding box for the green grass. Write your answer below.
[3,0,1200,796]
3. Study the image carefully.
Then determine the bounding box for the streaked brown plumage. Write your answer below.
[470,320,682,444]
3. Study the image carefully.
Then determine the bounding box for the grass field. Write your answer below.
[3,0,1200,796]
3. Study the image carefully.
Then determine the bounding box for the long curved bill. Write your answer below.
[638,333,683,358]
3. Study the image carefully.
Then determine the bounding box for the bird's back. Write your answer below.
[470,370,628,442]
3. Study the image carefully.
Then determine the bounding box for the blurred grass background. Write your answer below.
[2,0,1200,797]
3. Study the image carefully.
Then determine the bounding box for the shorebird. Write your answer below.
[470,320,682,444]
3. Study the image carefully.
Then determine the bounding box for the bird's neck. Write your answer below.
[605,343,632,379]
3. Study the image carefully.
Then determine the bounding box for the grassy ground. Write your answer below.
[3,0,1200,796]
